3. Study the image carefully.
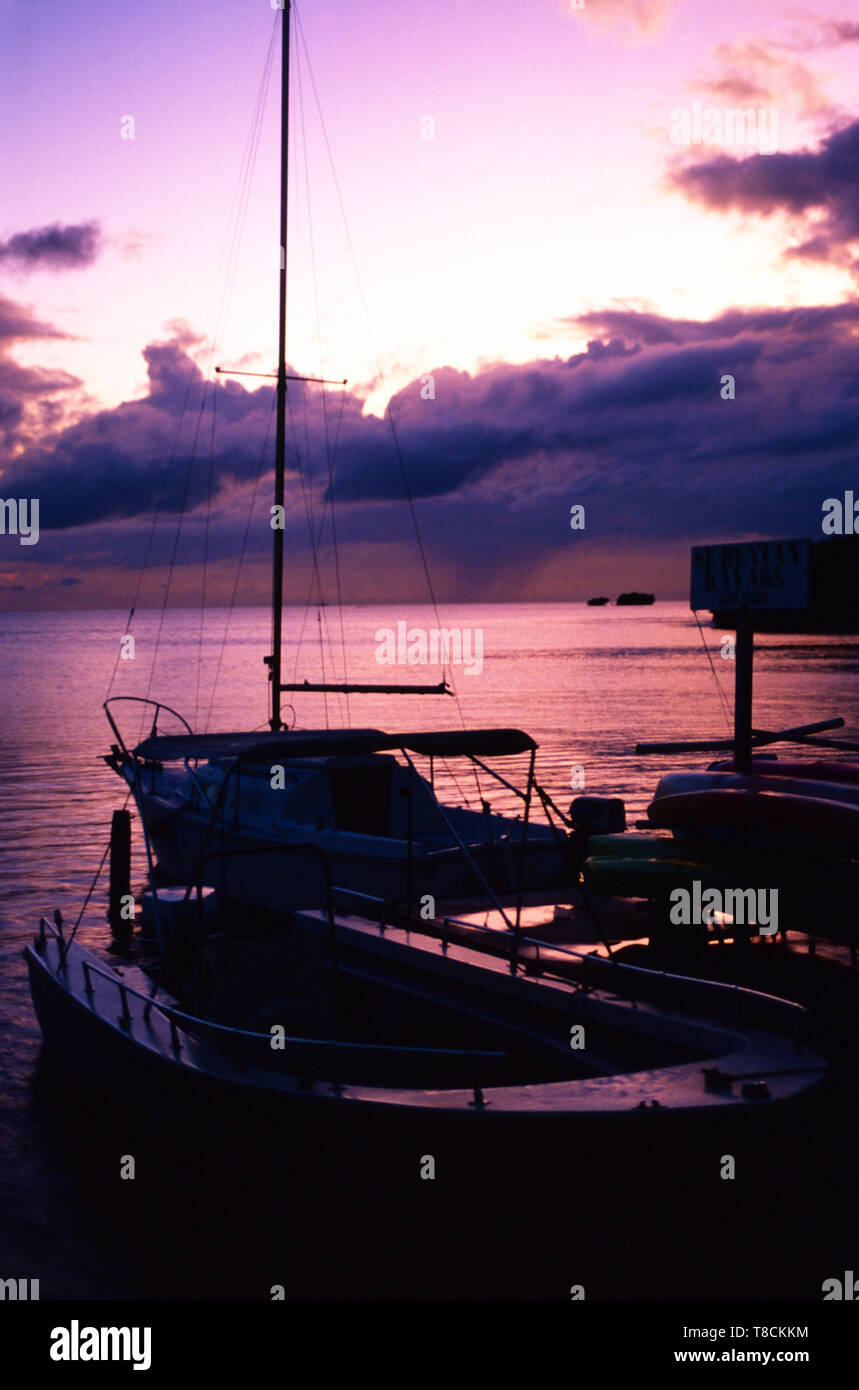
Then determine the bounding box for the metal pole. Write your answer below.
[514,749,535,934]
[108,808,132,941]
[133,763,163,954]
[400,750,514,931]
[270,1,291,731]
[734,607,754,773]
[406,770,414,915]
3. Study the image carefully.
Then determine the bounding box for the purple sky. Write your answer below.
[1,0,858,608]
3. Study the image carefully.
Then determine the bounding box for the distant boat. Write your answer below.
[616,592,655,606]
[586,596,609,606]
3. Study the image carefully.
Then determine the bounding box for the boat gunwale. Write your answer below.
[24,920,825,1119]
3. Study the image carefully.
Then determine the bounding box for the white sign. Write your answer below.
[691,539,809,611]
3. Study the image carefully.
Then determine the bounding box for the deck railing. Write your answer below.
[38,916,504,1104]
[328,889,810,1051]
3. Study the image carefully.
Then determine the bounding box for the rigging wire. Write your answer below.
[694,607,734,733]
[317,607,329,728]
[195,379,217,729]
[295,39,350,719]
[281,49,348,727]
[294,5,482,806]
[108,17,279,740]
[144,379,212,708]
[286,385,350,725]
[205,390,278,732]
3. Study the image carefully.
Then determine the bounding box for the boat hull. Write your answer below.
[24,927,835,1300]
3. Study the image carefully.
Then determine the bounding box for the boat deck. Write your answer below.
[25,919,825,1121]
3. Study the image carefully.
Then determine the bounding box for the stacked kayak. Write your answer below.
[582,765,859,942]
[652,768,859,809]
[708,757,859,786]
[648,771,859,852]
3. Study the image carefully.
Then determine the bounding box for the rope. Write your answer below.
[107,17,278,736]
[294,7,484,799]
[60,789,134,962]
[144,380,212,707]
[205,390,277,731]
[296,42,349,717]
[196,380,217,728]
[694,607,733,733]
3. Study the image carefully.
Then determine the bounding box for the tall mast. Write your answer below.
[270,0,291,730]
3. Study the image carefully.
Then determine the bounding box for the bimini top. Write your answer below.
[133,727,537,763]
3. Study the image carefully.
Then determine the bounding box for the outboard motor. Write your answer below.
[569,796,627,835]
[564,796,627,878]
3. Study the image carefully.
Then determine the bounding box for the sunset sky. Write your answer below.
[1,0,858,608]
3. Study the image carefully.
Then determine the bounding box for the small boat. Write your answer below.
[616,592,655,606]
[24,905,825,1146]
[586,596,609,606]
[105,711,572,913]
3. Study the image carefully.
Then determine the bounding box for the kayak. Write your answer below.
[582,854,858,940]
[709,758,859,785]
[652,770,859,809]
[589,833,680,859]
[588,832,747,866]
[647,788,859,846]
[584,856,775,894]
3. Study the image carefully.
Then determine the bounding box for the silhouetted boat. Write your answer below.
[103,4,572,917]
[616,592,655,605]
[104,714,570,913]
[25,905,824,1142]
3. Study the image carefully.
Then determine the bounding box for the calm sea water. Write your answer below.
[2,603,858,1297]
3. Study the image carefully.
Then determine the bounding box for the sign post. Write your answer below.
[733,610,754,773]
[690,539,810,774]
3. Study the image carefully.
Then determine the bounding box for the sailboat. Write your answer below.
[104,3,570,917]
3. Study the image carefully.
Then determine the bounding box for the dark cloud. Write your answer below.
[0,321,366,534]
[4,303,857,604]
[0,292,66,343]
[563,303,859,345]
[670,120,859,268]
[0,294,79,446]
[0,220,103,271]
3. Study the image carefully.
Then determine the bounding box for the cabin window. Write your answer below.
[329,765,392,836]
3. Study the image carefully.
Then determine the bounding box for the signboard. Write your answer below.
[691,538,809,611]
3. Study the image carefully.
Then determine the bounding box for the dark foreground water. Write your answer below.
[1,604,857,1298]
